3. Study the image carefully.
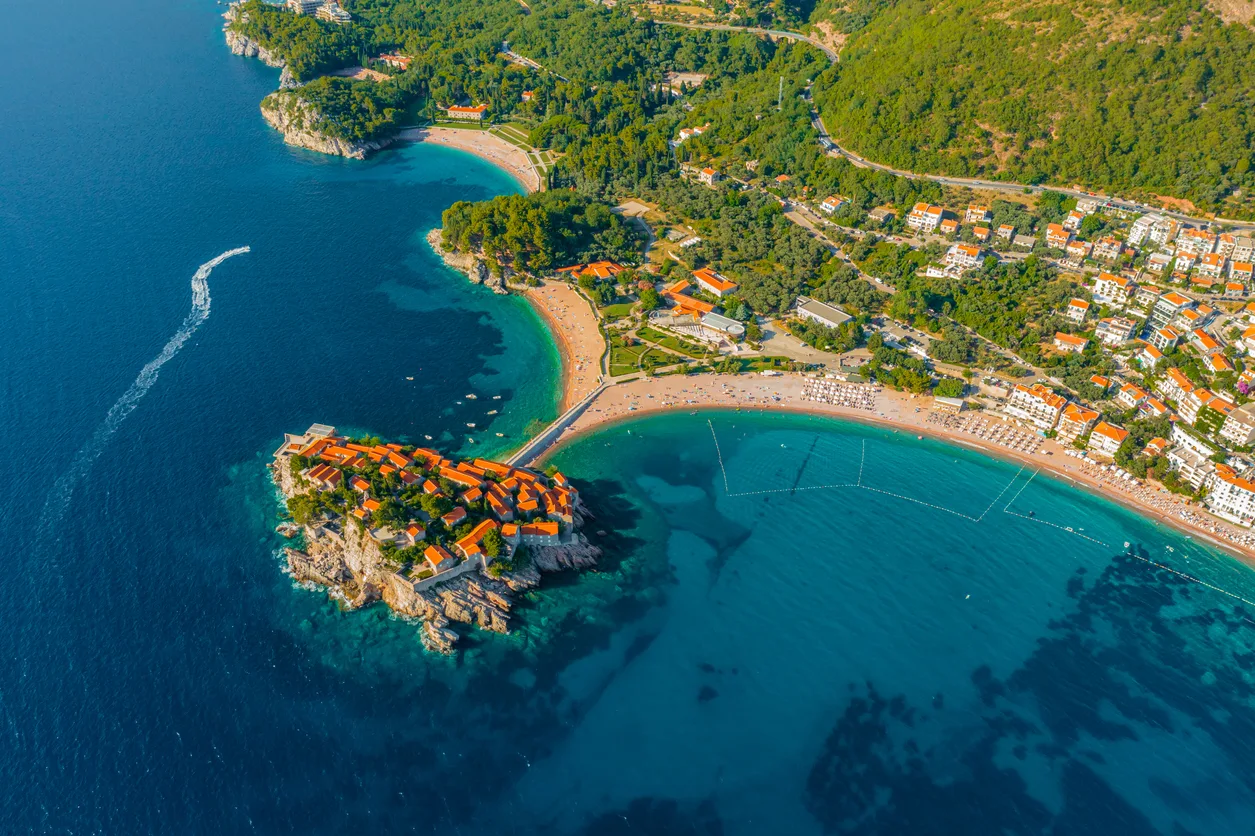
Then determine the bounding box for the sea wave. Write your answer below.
[36,247,250,535]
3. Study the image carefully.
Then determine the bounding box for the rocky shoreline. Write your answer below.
[260,97,394,159]
[426,229,510,294]
[224,5,391,159]
[271,445,600,655]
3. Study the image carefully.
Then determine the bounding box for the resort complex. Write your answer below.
[226,0,1255,586]
[272,424,597,653]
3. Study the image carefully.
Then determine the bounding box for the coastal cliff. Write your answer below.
[426,229,509,294]
[223,6,293,84]
[271,427,600,654]
[260,94,394,159]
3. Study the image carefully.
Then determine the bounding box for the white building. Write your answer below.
[794,296,851,330]
[1115,383,1148,410]
[1095,316,1136,346]
[1167,445,1216,490]
[1093,272,1133,303]
[1064,298,1090,323]
[965,204,991,224]
[1220,403,1255,447]
[1053,332,1088,353]
[1198,252,1226,278]
[693,267,737,297]
[906,203,944,234]
[1137,343,1165,369]
[1148,326,1181,351]
[1176,228,1217,256]
[1232,236,1255,264]
[1207,466,1255,526]
[1127,213,1162,246]
[1057,403,1099,441]
[315,2,352,22]
[1087,421,1129,458]
[819,196,846,214]
[1093,236,1123,262]
[1149,291,1193,329]
[943,243,982,272]
[1005,383,1066,430]
[445,103,488,121]
[1179,388,1215,425]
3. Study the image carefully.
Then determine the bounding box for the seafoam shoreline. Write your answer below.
[533,373,1255,566]
[398,127,540,193]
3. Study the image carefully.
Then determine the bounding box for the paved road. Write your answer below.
[649,14,1254,229]
[639,17,839,61]
[809,110,1255,232]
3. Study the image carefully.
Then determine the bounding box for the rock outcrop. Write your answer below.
[260,96,394,159]
[223,6,285,69]
[424,229,510,294]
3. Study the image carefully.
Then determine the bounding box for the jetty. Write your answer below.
[507,382,608,467]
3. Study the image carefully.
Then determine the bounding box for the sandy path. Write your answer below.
[398,127,540,193]
[521,280,605,412]
[545,373,1255,563]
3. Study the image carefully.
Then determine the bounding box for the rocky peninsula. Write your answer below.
[426,229,509,294]
[272,424,599,654]
[259,93,394,159]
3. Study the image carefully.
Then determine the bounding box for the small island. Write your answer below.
[272,424,599,653]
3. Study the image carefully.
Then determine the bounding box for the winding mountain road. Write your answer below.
[645,15,1254,230]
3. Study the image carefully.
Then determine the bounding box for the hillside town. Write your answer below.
[271,424,597,652]
[529,181,1255,537]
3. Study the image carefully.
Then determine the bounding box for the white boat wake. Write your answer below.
[37,247,250,536]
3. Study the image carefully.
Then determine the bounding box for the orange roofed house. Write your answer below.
[693,267,738,298]
[446,103,489,121]
[1087,421,1129,458]
[663,279,716,315]
[557,261,625,281]
[1005,383,1066,430]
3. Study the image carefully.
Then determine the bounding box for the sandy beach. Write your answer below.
[521,280,605,412]
[398,127,541,193]
[537,372,1255,563]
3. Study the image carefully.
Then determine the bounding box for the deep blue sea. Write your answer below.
[5,0,1255,833]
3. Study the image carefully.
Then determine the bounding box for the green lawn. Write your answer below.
[601,302,636,321]
[637,326,711,358]
[430,120,492,131]
[608,339,677,376]
[743,356,794,372]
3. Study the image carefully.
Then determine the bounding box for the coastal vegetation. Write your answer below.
[812,0,1255,215]
[440,191,642,271]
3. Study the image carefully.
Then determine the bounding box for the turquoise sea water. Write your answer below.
[5,0,1255,832]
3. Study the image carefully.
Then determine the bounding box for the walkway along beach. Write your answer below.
[518,372,1255,564]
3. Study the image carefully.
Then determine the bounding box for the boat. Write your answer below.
[424,435,433,440]
[492,395,501,400]
[406,376,414,381]
[466,423,476,428]
[466,394,477,400]
[496,433,505,437]
[486,409,498,415]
